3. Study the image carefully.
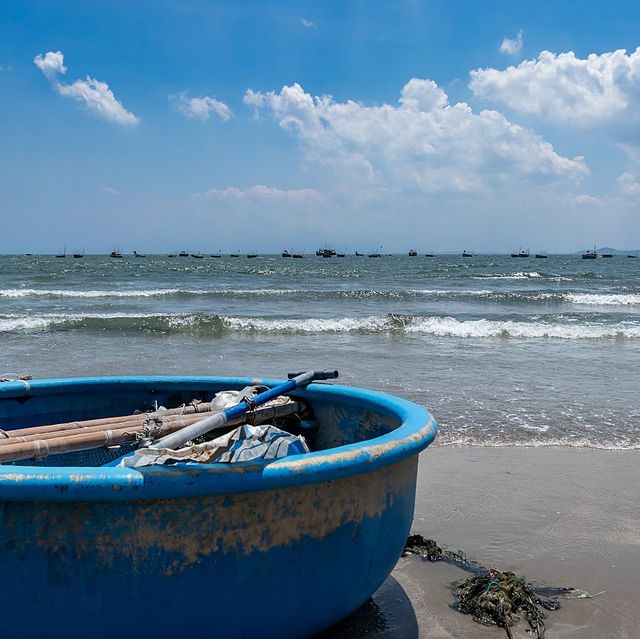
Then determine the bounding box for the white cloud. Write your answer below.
[574,193,601,205]
[101,185,118,195]
[194,184,321,201]
[301,18,314,28]
[469,47,640,127]
[34,51,66,78]
[617,171,640,195]
[500,30,523,56]
[170,91,233,122]
[243,79,587,196]
[56,77,139,125]
[34,50,139,125]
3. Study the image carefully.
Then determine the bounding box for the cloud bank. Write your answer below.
[244,78,587,196]
[470,47,640,127]
[34,50,139,125]
[170,91,233,121]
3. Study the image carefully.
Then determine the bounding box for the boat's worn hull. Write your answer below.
[0,376,436,638]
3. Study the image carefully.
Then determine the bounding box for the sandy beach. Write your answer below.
[323,447,640,638]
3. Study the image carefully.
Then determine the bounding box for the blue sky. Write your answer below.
[2,0,640,253]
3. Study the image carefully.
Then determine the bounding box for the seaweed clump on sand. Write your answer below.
[403,534,464,562]
[403,535,573,639]
[457,569,556,639]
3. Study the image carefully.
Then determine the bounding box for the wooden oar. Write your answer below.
[0,401,307,463]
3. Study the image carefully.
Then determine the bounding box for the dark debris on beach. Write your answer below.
[402,534,565,639]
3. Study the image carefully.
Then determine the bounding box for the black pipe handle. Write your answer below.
[287,370,339,380]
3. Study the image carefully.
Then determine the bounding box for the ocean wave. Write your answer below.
[0,287,300,299]
[404,316,640,339]
[1,286,626,305]
[433,436,640,450]
[0,288,185,298]
[472,271,543,279]
[2,312,640,339]
[223,316,393,333]
[566,293,640,306]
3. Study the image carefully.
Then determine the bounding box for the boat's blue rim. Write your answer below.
[0,376,437,501]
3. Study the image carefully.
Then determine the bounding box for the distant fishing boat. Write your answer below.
[510,248,529,258]
[55,246,66,258]
[628,254,638,258]
[355,251,364,256]
[462,250,473,257]
[601,253,613,258]
[582,246,597,259]
[292,253,304,259]
[247,254,258,258]
[282,250,292,258]
[230,253,240,257]
[133,251,145,258]
[210,250,222,258]
[73,250,84,258]
[191,253,204,259]
[408,249,417,256]
[424,253,434,257]
[179,250,189,257]
[535,253,548,259]
[168,253,177,258]
[110,249,123,258]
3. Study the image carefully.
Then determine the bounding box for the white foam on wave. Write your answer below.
[3,311,640,340]
[0,287,300,298]
[217,289,300,295]
[0,316,55,331]
[566,293,640,306]
[0,288,183,298]
[434,436,640,450]
[404,316,640,339]
[222,315,392,332]
[411,289,494,296]
[474,271,543,280]
[0,312,167,332]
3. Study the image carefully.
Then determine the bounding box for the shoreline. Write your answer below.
[324,446,640,638]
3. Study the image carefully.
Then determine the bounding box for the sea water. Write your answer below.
[1,253,639,449]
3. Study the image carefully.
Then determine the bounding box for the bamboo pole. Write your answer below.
[0,407,220,446]
[3,399,219,440]
[0,401,307,463]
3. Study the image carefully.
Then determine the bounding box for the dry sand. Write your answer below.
[324,447,640,638]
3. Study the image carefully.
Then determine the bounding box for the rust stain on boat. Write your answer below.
[2,457,416,577]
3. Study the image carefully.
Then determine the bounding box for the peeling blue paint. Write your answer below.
[0,376,436,638]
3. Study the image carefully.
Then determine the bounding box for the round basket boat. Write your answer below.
[0,376,437,639]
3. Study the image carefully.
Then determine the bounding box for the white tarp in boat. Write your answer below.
[121,423,309,467]
[118,384,309,468]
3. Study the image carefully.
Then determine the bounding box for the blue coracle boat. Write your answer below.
[0,376,437,638]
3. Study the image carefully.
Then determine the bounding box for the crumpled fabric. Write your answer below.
[207,385,268,410]
[121,424,309,467]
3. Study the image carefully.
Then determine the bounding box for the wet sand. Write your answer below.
[324,447,640,638]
